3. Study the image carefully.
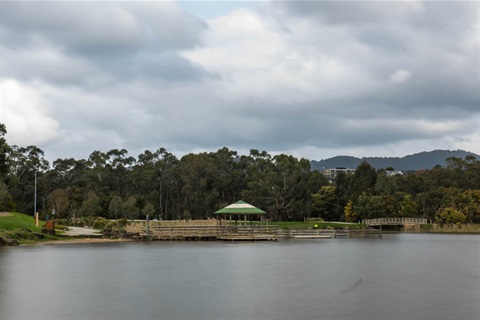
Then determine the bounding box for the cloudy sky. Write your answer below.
[1,0,479,163]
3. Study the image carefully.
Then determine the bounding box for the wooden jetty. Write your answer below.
[280,228,382,239]
[146,225,278,241]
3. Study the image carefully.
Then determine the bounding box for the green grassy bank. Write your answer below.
[0,212,58,245]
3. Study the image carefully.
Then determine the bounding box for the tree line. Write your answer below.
[1,124,479,223]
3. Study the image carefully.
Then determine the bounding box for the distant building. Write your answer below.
[385,170,404,177]
[322,167,356,183]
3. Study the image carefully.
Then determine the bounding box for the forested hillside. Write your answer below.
[311,150,480,171]
[1,124,479,223]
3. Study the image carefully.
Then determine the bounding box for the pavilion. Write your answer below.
[215,200,266,226]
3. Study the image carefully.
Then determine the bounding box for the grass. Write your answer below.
[0,212,57,245]
[0,212,44,232]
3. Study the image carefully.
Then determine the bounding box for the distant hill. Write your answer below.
[310,150,480,172]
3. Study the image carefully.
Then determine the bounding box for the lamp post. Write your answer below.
[34,170,37,217]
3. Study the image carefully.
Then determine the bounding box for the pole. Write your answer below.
[34,170,37,217]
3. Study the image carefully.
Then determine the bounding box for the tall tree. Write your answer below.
[311,186,339,221]
[47,189,69,218]
[0,124,11,181]
[349,161,377,201]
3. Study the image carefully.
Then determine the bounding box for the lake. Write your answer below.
[0,233,479,320]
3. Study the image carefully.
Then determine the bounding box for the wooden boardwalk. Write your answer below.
[363,217,428,227]
[280,229,382,239]
[147,225,278,241]
[142,223,381,241]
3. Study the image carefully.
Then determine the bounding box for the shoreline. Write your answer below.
[35,237,136,245]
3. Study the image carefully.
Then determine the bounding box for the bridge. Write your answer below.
[362,217,428,227]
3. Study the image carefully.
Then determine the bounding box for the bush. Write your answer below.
[435,207,467,224]
[117,218,128,227]
[93,217,107,230]
[420,224,433,232]
[105,221,120,230]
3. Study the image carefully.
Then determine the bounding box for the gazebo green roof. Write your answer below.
[215,200,266,215]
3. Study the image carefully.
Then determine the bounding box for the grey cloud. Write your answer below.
[1,2,210,86]
[2,2,206,54]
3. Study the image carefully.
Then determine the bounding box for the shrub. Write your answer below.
[117,218,128,227]
[435,207,467,224]
[93,217,107,230]
[105,221,120,230]
[420,224,433,232]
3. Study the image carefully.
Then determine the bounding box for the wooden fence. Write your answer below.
[363,217,428,226]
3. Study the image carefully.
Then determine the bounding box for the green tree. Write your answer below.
[141,202,155,218]
[0,181,14,212]
[399,194,418,217]
[311,186,339,221]
[47,189,69,218]
[344,200,358,222]
[435,207,466,224]
[354,194,387,219]
[108,195,123,219]
[82,191,102,216]
[123,196,139,220]
[462,190,480,223]
[0,124,11,180]
[349,161,377,201]
[374,172,397,196]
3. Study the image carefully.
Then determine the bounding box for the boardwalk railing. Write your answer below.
[363,217,428,226]
[279,228,382,239]
[147,225,279,241]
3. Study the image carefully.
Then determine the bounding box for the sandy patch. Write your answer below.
[0,212,12,217]
[40,238,135,245]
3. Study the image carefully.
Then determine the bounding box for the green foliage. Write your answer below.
[311,186,339,221]
[435,207,467,224]
[82,191,102,216]
[349,161,377,200]
[108,195,123,219]
[399,194,418,217]
[420,224,433,231]
[92,217,107,229]
[47,189,69,218]
[117,218,128,227]
[344,200,358,222]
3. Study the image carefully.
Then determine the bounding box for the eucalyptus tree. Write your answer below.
[133,148,178,220]
[311,185,339,221]
[176,152,218,219]
[0,124,11,181]
[211,147,246,208]
[47,189,69,218]
[348,161,377,202]
[8,145,50,214]
[243,152,318,221]
[105,148,136,197]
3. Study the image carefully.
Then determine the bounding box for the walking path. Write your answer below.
[62,226,102,237]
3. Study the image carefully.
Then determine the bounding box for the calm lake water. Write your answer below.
[0,234,479,320]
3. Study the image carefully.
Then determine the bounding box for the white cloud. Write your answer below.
[390,69,412,83]
[1,79,59,146]
[183,9,377,104]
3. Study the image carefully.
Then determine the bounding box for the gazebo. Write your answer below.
[215,200,266,226]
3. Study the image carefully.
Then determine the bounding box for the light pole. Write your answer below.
[34,170,37,217]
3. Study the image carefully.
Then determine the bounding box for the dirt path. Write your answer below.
[62,226,102,236]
